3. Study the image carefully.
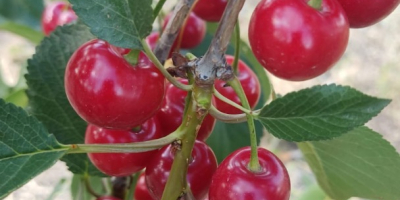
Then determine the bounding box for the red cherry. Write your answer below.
[65,39,165,130]
[336,0,400,28]
[163,13,206,49]
[192,0,228,22]
[209,147,290,200]
[41,1,77,35]
[145,140,218,200]
[134,172,154,200]
[248,0,349,81]
[213,55,261,114]
[156,79,216,141]
[85,117,163,176]
[96,196,121,200]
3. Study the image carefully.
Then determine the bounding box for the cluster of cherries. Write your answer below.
[41,0,399,199]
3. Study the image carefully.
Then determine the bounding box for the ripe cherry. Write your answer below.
[41,1,77,35]
[145,140,218,200]
[248,0,349,81]
[96,196,121,200]
[213,55,261,114]
[134,172,154,200]
[65,39,165,130]
[85,117,163,176]
[209,147,290,200]
[163,13,206,50]
[192,0,228,22]
[156,79,216,141]
[336,0,400,28]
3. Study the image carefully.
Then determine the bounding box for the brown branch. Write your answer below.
[154,0,195,63]
[194,0,246,85]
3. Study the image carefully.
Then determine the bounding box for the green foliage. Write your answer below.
[0,99,66,199]
[258,84,390,141]
[4,89,28,108]
[25,22,104,176]
[69,0,153,49]
[0,0,44,43]
[71,175,105,200]
[298,126,400,200]
[207,121,263,163]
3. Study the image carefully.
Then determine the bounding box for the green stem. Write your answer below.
[84,176,100,198]
[125,174,139,200]
[141,39,192,91]
[232,21,241,75]
[65,133,178,154]
[161,81,213,200]
[308,0,323,10]
[209,105,247,123]
[124,49,140,65]
[213,86,252,114]
[153,0,167,22]
[228,77,261,172]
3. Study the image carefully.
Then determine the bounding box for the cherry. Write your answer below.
[145,140,218,200]
[209,147,290,200]
[156,79,216,141]
[163,13,206,50]
[213,55,261,114]
[41,1,77,36]
[85,117,163,176]
[192,0,228,22]
[65,39,165,130]
[134,172,154,200]
[96,196,121,200]
[336,0,400,28]
[248,0,349,81]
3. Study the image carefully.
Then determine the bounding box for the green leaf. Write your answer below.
[298,127,400,200]
[71,175,105,200]
[0,99,66,199]
[25,22,104,176]
[0,0,45,43]
[4,88,28,108]
[258,84,390,141]
[207,121,263,163]
[297,184,326,200]
[69,0,153,49]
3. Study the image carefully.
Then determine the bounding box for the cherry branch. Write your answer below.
[154,0,195,63]
[193,0,246,85]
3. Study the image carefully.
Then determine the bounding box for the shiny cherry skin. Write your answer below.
[336,0,400,28]
[134,172,154,200]
[192,0,228,22]
[214,55,260,114]
[209,147,290,200]
[41,1,77,35]
[145,140,218,200]
[85,117,163,176]
[96,196,121,200]
[163,13,206,49]
[65,39,165,130]
[156,79,216,141]
[248,0,349,81]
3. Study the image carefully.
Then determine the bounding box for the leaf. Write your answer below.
[298,127,400,200]
[0,99,66,199]
[69,0,153,49]
[4,88,28,108]
[257,84,390,141]
[297,184,326,200]
[70,175,105,200]
[0,0,45,43]
[206,121,263,163]
[25,22,104,176]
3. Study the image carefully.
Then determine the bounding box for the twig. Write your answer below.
[154,0,195,63]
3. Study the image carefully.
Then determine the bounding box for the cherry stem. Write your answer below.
[213,86,252,114]
[232,21,241,75]
[209,105,247,123]
[124,49,140,65]
[141,39,192,91]
[308,0,323,10]
[153,0,167,21]
[84,175,100,198]
[228,77,261,172]
[65,132,179,154]
[161,83,212,200]
[124,174,139,200]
